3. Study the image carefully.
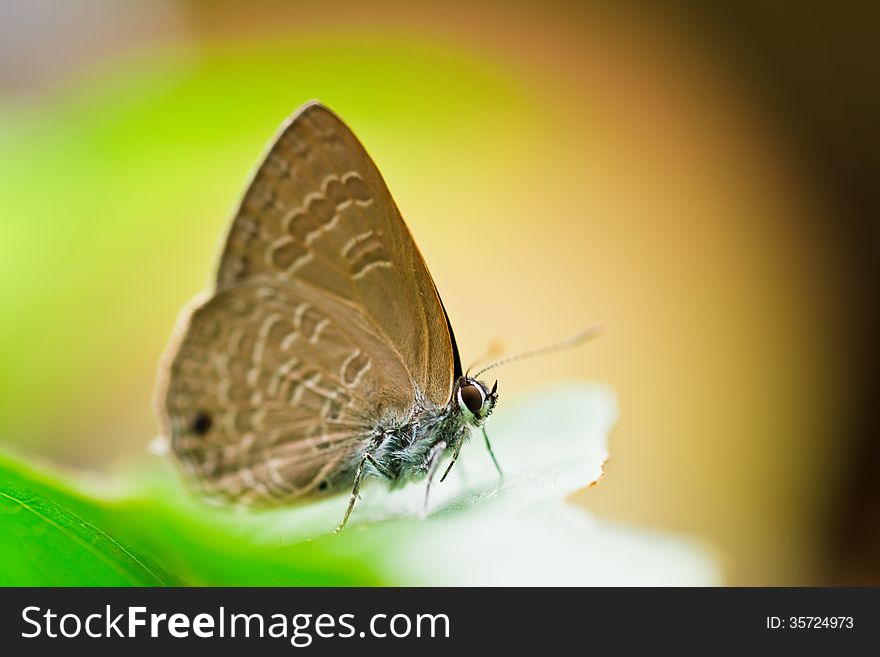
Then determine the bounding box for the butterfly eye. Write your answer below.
[459,384,484,415]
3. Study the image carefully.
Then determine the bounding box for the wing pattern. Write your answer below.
[156,103,455,504]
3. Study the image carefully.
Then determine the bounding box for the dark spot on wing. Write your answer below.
[190,412,213,436]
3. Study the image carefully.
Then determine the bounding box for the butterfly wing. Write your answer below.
[157,102,457,504]
[214,102,458,404]
[160,276,416,504]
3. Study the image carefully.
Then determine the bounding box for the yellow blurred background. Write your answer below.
[1,0,877,585]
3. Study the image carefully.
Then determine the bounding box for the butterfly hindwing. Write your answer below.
[160,276,415,504]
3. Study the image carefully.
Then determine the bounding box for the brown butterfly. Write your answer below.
[155,102,506,531]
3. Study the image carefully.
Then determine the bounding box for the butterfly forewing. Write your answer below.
[158,102,457,505]
[215,103,455,405]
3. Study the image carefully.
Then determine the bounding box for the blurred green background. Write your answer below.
[1,0,877,585]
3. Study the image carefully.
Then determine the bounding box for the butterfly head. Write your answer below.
[455,377,498,425]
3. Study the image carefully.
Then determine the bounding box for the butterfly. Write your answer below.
[155,102,506,531]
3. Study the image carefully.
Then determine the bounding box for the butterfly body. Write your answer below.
[155,102,502,529]
[361,376,497,486]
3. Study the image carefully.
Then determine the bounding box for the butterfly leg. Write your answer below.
[439,443,462,482]
[422,440,448,519]
[482,427,503,480]
[334,452,395,533]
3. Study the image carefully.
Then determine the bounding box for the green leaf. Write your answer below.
[0,385,719,585]
[0,451,379,586]
[0,482,169,586]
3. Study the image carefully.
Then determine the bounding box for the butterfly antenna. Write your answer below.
[465,339,506,377]
[472,324,604,378]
